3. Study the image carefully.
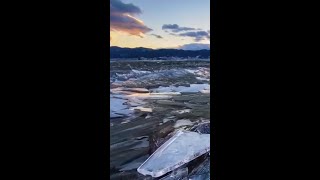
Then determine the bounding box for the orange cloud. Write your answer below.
[110,0,152,39]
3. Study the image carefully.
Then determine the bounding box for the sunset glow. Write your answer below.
[110,0,210,50]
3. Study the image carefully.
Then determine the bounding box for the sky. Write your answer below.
[110,0,210,50]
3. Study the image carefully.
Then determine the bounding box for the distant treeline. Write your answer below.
[110,46,210,59]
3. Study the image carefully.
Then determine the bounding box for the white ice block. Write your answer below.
[137,130,210,177]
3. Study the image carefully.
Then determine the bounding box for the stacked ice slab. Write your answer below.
[137,130,210,178]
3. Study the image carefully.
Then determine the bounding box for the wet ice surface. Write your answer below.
[110,96,133,118]
[110,60,210,180]
[151,84,210,93]
[137,131,210,177]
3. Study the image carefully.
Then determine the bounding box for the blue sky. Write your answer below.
[110,0,210,49]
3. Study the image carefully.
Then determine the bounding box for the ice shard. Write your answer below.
[137,130,210,177]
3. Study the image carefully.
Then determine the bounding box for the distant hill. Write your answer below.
[110,46,210,59]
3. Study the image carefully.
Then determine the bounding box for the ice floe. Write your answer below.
[173,119,194,128]
[110,90,175,119]
[191,122,210,134]
[130,107,153,112]
[173,109,191,114]
[163,116,176,123]
[126,93,173,100]
[110,96,133,118]
[137,130,210,177]
[200,89,210,94]
[111,87,149,93]
[151,84,210,93]
[186,68,210,80]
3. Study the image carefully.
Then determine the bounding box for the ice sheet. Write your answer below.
[110,96,133,118]
[151,84,210,93]
[173,119,193,128]
[200,89,210,94]
[137,130,210,177]
[130,107,153,112]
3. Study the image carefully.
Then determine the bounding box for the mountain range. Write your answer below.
[110,46,210,59]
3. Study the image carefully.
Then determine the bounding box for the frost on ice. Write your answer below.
[137,130,210,177]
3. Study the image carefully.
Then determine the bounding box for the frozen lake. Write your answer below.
[110,60,211,179]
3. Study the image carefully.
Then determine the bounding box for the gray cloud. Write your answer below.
[150,34,163,39]
[162,24,198,32]
[162,23,210,42]
[179,31,210,42]
[169,33,178,36]
[110,0,152,37]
